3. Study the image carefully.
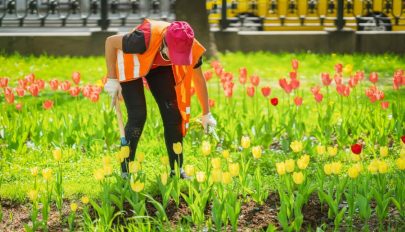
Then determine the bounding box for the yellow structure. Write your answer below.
[207,0,405,31]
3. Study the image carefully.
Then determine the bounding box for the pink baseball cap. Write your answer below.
[165,21,195,65]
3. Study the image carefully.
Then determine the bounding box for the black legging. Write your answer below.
[120,66,183,172]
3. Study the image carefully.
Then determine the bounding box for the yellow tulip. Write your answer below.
[103,164,113,176]
[211,157,221,169]
[343,64,353,75]
[131,181,145,192]
[136,152,145,163]
[120,146,130,159]
[161,172,168,186]
[28,190,38,202]
[81,196,90,204]
[70,202,78,212]
[222,172,232,185]
[53,149,62,162]
[115,152,124,163]
[367,160,379,174]
[222,150,230,159]
[324,163,332,175]
[102,156,112,166]
[316,145,325,155]
[378,160,388,174]
[400,148,405,158]
[348,166,360,179]
[290,140,303,153]
[202,141,211,156]
[31,167,39,177]
[351,153,361,162]
[129,161,141,173]
[327,146,338,157]
[196,171,206,183]
[211,169,222,183]
[331,162,342,175]
[229,163,240,177]
[276,162,286,175]
[42,168,53,181]
[297,155,310,170]
[396,157,405,170]
[184,165,195,177]
[94,168,105,181]
[380,146,388,158]
[252,146,262,159]
[292,172,304,185]
[160,156,169,166]
[173,142,183,155]
[241,136,250,149]
[285,159,295,173]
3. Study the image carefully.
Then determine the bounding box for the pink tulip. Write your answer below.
[72,72,81,85]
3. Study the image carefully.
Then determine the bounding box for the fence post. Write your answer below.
[336,0,345,31]
[220,0,228,30]
[99,0,110,30]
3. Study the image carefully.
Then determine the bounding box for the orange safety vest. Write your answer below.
[116,19,206,136]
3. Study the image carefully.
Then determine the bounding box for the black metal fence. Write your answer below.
[0,0,175,28]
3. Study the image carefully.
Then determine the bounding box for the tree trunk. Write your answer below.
[174,0,218,58]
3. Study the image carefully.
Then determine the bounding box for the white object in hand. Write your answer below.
[104,78,121,98]
[201,112,217,133]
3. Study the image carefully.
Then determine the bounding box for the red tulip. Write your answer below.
[16,103,22,111]
[5,92,14,103]
[354,71,364,81]
[402,135,405,144]
[247,86,255,97]
[283,84,292,94]
[381,101,389,109]
[18,79,28,90]
[351,143,362,155]
[204,71,213,81]
[294,96,303,106]
[291,59,299,70]
[15,87,25,97]
[289,71,297,79]
[314,93,323,103]
[224,87,233,98]
[43,100,54,110]
[334,73,342,85]
[321,73,332,86]
[90,93,99,102]
[334,63,343,73]
[279,78,288,89]
[69,86,81,97]
[290,77,300,89]
[369,72,378,84]
[190,87,195,96]
[311,85,321,95]
[250,75,260,87]
[29,84,39,97]
[60,81,71,91]
[72,72,81,85]
[4,87,12,96]
[36,79,45,90]
[0,77,8,88]
[49,79,59,91]
[270,97,278,106]
[25,73,35,83]
[209,99,215,108]
[215,67,223,77]
[261,86,271,97]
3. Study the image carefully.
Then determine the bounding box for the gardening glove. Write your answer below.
[201,112,217,134]
[104,78,121,100]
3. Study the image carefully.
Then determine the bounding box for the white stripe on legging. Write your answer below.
[117,50,125,81]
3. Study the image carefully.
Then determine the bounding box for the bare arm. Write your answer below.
[193,67,210,115]
[105,35,124,78]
